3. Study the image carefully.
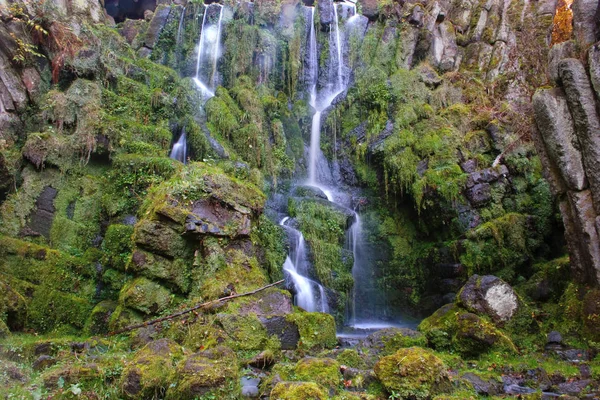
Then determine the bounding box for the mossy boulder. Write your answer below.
[418,303,516,355]
[0,280,27,332]
[101,224,134,270]
[133,220,189,259]
[120,338,183,399]
[42,363,102,389]
[166,346,239,399]
[216,313,270,351]
[357,328,427,358]
[294,357,342,388]
[374,347,451,399]
[457,275,519,324]
[108,305,144,332]
[270,381,328,400]
[286,312,337,350]
[335,349,367,369]
[27,286,93,333]
[128,249,190,293]
[85,300,118,335]
[119,277,172,315]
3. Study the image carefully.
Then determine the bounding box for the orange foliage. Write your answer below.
[551,0,573,45]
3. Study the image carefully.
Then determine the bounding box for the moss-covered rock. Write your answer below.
[120,338,183,399]
[270,381,328,400]
[374,347,451,399]
[28,286,93,333]
[0,279,27,332]
[418,303,516,355]
[357,327,427,357]
[294,357,342,389]
[128,249,190,293]
[335,349,367,369]
[217,313,270,351]
[85,300,118,335]
[108,305,144,332]
[286,312,337,350]
[119,277,172,315]
[166,346,239,400]
[102,224,134,271]
[582,288,600,342]
[42,363,102,389]
[133,220,189,259]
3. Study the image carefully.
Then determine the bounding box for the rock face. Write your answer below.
[457,275,518,323]
[533,49,600,286]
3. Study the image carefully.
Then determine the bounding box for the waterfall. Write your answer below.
[175,7,186,51]
[170,129,187,163]
[280,218,329,312]
[193,3,224,101]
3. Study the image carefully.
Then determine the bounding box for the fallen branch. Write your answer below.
[108,280,285,336]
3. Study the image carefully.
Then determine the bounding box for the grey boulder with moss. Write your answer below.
[457,275,518,323]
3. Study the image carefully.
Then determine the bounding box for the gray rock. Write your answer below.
[0,52,28,111]
[565,190,600,285]
[241,385,259,398]
[547,330,562,344]
[466,182,491,207]
[558,379,592,395]
[357,328,424,357]
[466,165,509,188]
[359,0,379,20]
[409,5,425,27]
[318,0,334,27]
[25,186,58,238]
[572,0,599,47]
[458,275,519,323]
[549,41,576,84]
[559,59,600,212]
[144,5,171,49]
[461,372,502,396]
[555,348,592,363]
[259,316,299,350]
[589,43,600,101]
[532,88,587,191]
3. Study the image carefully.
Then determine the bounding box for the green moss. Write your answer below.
[28,286,93,333]
[294,358,341,388]
[119,277,172,315]
[270,381,328,400]
[102,225,134,271]
[374,347,451,399]
[217,313,270,351]
[286,312,337,350]
[85,300,118,335]
[336,349,367,369]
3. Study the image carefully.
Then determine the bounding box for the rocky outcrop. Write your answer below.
[533,47,600,286]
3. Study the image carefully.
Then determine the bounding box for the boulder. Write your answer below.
[259,316,300,350]
[119,277,172,315]
[121,339,182,399]
[217,313,269,351]
[374,347,451,398]
[129,250,190,293]
[133,220,189,259]
[466,182,491,206]
[85,300,118,335]
[238,288,293,316]
[461,372,502,396]
[359,0,379,20]
[294,358,341,388]
[270,381,328,400]
[167,346,238,399]
[532,88,587,191]
[357,328,426,358]
[0,280,27,332]
[549,41,576,84]
[286,312,337,350]
[457,275,519,323]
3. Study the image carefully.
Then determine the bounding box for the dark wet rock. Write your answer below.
[259,316,299,350]
[466,182,491,207]
[547,331,563,345]
[292,185,329,200]
[318,0,334,27]
[461,372,502,396]
[185,198,253,237]
[247,350,276,369]
[359,0,379,20]
[558,379,593,396]
[239,289,293,316]
[24,186,58,238]
[555,348,592,363]
[466,165,509,188]
[144,5,171,49]
[458,275,519,323]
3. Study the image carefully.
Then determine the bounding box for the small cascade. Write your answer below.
[280,217,328,312]
[170,129,187,163]
[193,3,224,101]
[175,6,186,64]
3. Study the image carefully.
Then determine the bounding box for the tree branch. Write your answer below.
[108,280,285,336]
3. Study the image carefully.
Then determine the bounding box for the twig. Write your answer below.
[108,280,285,336]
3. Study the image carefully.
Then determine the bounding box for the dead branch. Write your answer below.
[108,279,285,336]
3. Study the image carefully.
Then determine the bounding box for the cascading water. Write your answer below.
[171,3,223,162]
[280,218,328,312]
[170,129,187,163]
[193,3,224,101]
